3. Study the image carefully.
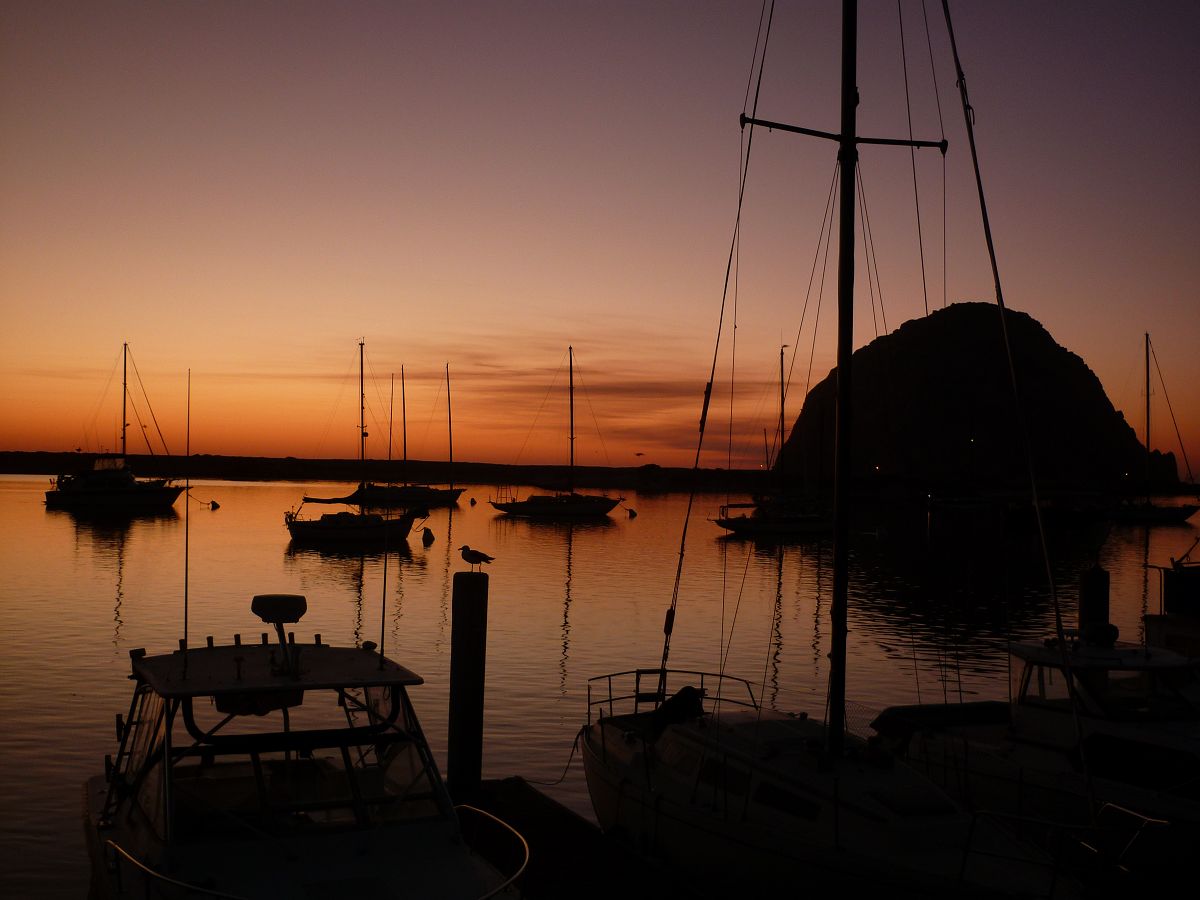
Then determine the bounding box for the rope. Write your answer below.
[898,0,931,317]
[941,0,1096,822]
[656,0,776,700]
[1149,338,1195,483]
[919,0,950,310]
[856,165,888,336]
[126,347,172,455]
[525,726,587,787]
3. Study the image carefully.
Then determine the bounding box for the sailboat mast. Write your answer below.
[121,342,128,458]
[401,365,408,469]
[568,345,576,493]
[827,0,858,759]
[446,363,455,491]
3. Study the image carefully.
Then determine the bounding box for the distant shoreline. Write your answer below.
[0,450,763,493]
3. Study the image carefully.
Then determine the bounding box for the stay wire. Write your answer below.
[898,0,931,317]
[1150,339,1195,483]
[786,164,839,419]
[656,0,775,702]
[127,347,172,455]
[942,0,1096,820]
[920,0,950,310]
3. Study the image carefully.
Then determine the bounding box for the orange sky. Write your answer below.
[2,2,1198,474]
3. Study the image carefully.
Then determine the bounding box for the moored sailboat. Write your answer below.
[1111,333,1198,525]
[582,2,1076,895]
[287,341,425,545]
[490,346,621,518]
[45,343,184,513]
[344,364,465,509]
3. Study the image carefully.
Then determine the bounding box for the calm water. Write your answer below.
[0,474,1195,897]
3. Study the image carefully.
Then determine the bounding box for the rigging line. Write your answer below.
[1149,340,1195,483]
[658,0,775,700]
[314,347,357,459]
[125,391,153,456]
[898,0,931,317]
[856,165,889,336]
[919,0,950,310]
[855,169,881,337]
[942,0,1098,815]
[786,164,839,406]
[127,347,172,455]
[509,354,565,466]
[83,350,122,452]
[571,360,616,468]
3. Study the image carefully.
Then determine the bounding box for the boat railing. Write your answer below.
[103,840,251,899]
[586,668,760,722]
[454,804,531,899]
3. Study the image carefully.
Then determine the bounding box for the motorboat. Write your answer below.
[83,593,526,898]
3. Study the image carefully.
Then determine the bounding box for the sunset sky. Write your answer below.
[2,1,1197,474]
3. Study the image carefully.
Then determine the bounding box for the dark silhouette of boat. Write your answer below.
[1111,333,1198,525]
[582,4,1074,895]
[490,347,621,519]
[84,593,526,897]
[45,344,183,513]
[284,505,423,546]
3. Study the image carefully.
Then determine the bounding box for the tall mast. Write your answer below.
[737,0,942,757]
[121,342,128,458]
[446,363,455,491]
[568,346,576,493]
[827,0,858,759]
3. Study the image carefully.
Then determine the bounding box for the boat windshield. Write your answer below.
[166,684,448,839]
[1058,664,1200,722]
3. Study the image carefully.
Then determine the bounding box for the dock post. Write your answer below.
[448,570,488,801]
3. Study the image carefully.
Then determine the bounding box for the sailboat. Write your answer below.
[714,346,831,538]
[581,3,1075,895]
[490,346,621,518]
[1111,333,1198,525]
[44,343,184,513]
[286,341,422,545]
[345,364,465,509]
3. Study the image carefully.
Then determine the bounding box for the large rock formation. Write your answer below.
[779,302,1175,499]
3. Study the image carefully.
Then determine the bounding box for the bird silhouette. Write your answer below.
[458,544,494,571]
[421,527,435,547]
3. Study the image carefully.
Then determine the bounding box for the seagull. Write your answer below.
[458,544,494,571]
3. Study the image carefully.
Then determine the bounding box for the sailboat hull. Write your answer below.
[490,492,619,518]
[581,701,1074,898]
[284,509,419,545]
[44,465,183,512]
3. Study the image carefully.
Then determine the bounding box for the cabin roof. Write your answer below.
[131,641,423,699]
